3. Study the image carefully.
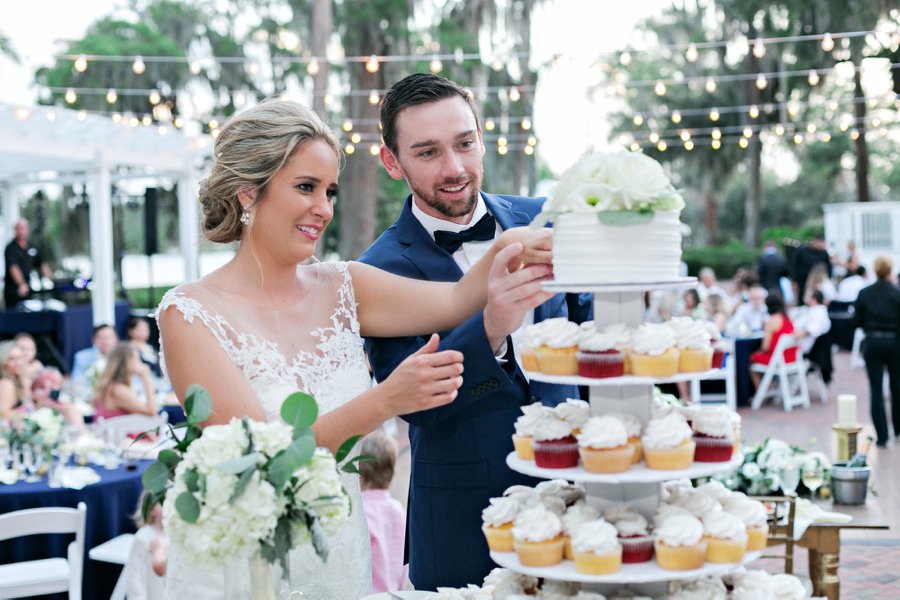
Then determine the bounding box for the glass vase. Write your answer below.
[224,550,291,600]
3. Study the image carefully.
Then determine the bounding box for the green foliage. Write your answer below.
[683,242,760,280]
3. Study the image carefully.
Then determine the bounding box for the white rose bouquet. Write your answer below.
[142,385,365,575]
[535,150,684,225]
[13,407,65,447]
[714,437,830,496]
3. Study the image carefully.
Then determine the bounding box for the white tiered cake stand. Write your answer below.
[491,280,757,596]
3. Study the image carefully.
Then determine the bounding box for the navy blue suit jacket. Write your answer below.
[358,192,591,590]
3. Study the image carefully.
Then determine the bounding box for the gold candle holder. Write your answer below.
[832,424,863,462]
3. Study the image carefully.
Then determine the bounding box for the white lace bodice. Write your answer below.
[158,261,373,599]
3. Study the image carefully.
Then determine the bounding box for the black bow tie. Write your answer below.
[433,213,497,254]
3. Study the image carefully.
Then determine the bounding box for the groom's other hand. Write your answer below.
[484,243,555,353]
[382,333,464,415]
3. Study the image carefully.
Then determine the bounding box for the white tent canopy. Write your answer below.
[0,102,210,325]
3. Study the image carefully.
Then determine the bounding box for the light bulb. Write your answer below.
[521,117,532,130]
[710,109,720,122]
[705,78,717,93]
[351,133,362,144]
[149,90,161,105]
[685,140,695,151]
[524,145,534,156]
[711,128,721,140]
[429,58,442,73]
[756,73,768,89]
[649,132,660,144]
[743,127,753,138]
[808,70,820,86]
[189,61,201,75]
[685,44,698,62]
[749,104,760,119]
[794,133,803,144]
[657,141,667,151]
[485,119,496,131]
[850,129,859,140]
[807,123,817,134]
[344,143,355,155]
[307,58,320,75]
[365,55,380,73]
[65,88,77,104]
[620,51,632,66]
[368,90,379,104]
[632,114,644,126]
[739,137,749,148]
[527,136,537,146]
[671,111,682,124]
[77,110,86,121]
[774,124,785,136]
[498,145,508,155]
[342,120,353,131]
[132,56,145,74]
[369,144,379,156]
[498,136,508,147]
[680,130,691,141]
[629,142,640,151]
[821,33,834,52]
[752,38,766,58]
[509,87,521,102]
[654,81,667,96]
[74,55,88,72]
[711,139,721,149]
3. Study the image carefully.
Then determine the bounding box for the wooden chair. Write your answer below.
[751,335,811,412]
[0,502,87,599]
[751,492,797,574]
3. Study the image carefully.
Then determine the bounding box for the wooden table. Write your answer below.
[796,499,889,599]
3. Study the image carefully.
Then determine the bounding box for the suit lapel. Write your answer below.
[397,196,464,281]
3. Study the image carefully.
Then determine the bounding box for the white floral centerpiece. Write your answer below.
[535,149,685,225]
[23,407,65,446]
[142,385,364,594]
[714,438,831,496]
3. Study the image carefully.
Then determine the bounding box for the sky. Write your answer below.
[0,0,671,175]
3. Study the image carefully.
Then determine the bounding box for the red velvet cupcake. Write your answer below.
[533,436,579,468]
[692,407,736,463]
[693,434,734,462]
[609,512,654,563]
[577,350,625,378]
[712,348,726,369]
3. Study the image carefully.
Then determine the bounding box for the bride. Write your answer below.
[157,98,553,598]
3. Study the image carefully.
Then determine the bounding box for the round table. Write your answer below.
[0,460,152,600]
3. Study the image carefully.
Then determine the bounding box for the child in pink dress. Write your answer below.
[360,430,408,594]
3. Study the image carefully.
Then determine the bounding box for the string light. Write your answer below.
[74,55,88,72]
[307,58,320,75]
[344,143,355,155]
[524,145,534,156]
[774,124,785,136]
[497,145,508,155]
[793,133,804,144]
[632,114,644,126]
[743,127,753,137]
[429,57,443,73]
[527,136,537,146]
[705,78,717,93]
[709,108,720,122]
[629,142,640,151]
[521,117,532,130]
[174,117,184,128]
[671,111,682,124]
[806,123,817,134]
[509,87,521,102]
[711,139,721,149]
[684,140,694,151]
[685,44,699,62]
[149,90,161,105]
[368,90,379,105]
[654,81,667,96]
[498,136,508,147]
[485,119,496,131]
[649,132,660,144]
[365,55,380,73]
[342,119,353,131]
[132,56,145,74]
[350,133,362,144]
[752,38,766,58]
[189,61,201,75]
[208,119,219,129]
[680,130,691,141]
[739,137,749,148]
[755,73,768,89]
[620,51,632,66]
[821,33,835,52]
[111,113,121,123]
[711,128,722,140]
[749,104,760,119]
[850,129,860,140]
[65,88,77,104]
[369,144,379,156]
[808,69,820,85]
[657,141,667,151]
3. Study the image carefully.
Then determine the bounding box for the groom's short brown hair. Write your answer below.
[380,73,480,154]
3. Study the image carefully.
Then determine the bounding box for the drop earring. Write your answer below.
[240,205,251,225]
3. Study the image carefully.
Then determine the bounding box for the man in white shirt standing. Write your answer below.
[836,265,870,303]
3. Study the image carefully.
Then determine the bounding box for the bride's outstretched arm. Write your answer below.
[352,226,554,344]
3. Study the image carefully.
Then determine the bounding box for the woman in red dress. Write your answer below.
[750,292,798,390]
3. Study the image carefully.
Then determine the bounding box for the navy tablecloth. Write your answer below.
[0,460,151,599]
[161,404,186,424]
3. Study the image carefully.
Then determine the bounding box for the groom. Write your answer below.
[360,73,591,590]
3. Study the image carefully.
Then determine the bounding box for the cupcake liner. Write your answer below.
[619,534,654,563]
[536,347,578,375]
[693,434,735,462]
[712,348,725,369]
[678,347,713,372]
[579,444,633,473]
[533,436,579,468]
[576,350,625,378]
[512,434,534,461]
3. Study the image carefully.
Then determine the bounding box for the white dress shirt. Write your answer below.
[792,304,831,355]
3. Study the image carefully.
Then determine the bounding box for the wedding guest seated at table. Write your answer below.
[681,288,706,320]
[704,293,730,334]
[360,430,408,594]
[71,323,119,387]
[0,340,32,417]
[127,317,162,377]
[127,491,169,600]
[805,263,836,306]
[793,289,833,384]
[14,332,43,382]
[749,292,797,391]
[93,343,158,418]
[31,367,85,430]
[730,268,760,308]
[698,267,727,302]
[728,285,768,336]
[836,265,870,303]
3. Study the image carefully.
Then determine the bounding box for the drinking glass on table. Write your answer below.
[21,444,40,482]
[780,456,802,495]
[802,463,826,498]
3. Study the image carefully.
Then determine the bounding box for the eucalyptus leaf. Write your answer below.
[229,467,256,503]
[141,461,170,494]
[140,490,156,523]
[595,210,654,226]
[184,469,200,493]
[335,435,362,463]
[216,452,260,474]
[308,514,329,562]
[175,492,201,524]
[157,449,181,467]
[281,392,318,434]
[184,384,212,424]
[268,431,316,490]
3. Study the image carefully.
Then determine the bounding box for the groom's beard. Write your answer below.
[409,174,481,219]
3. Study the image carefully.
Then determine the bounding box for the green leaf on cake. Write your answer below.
[596,210,654,226]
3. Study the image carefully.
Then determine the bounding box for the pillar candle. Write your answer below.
[837,394,857,427]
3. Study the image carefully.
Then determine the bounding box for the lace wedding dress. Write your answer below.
[158,261,374,599]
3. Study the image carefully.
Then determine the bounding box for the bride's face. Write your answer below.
[250,139,339,263]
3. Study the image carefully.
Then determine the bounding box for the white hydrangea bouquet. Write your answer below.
[13,407,65,447]
[714,438,831,496]
[534,149,685,225]
[141,385,364,583]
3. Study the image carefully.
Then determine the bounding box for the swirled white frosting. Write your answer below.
[541,319,581,349]
[655,513,704,546]
[669,316,713,350]
[561,501,600,535]
[577,415,628,449]
[514,403,554,436]
[674,490,723,518]
[572,593,609,600]
[731,570,775,600]
[512,504,562,542]
[704,320,722,342]
[482,568,537,597]
[771,574,808,600]
[614,514,649,537]
[651,387,679,417]
[535,479,586,506]
[641,412,692,450]
[571,519,620,554]
[578,329,619,352]
[669,575,728,600]
[723,493,768,527]
[530,413,573,442]
[676,403,703,423]
[554,399,590,430]
[695,480,734,504]
[602,323,634,351]
[482,496,520,527]
[693,406,735,438]
[603,504,642,524]
[540,580,581,597]
[521,321,548,349]
[654,503,693,527]
[702,511,748,542]
[630,323,677,356]
[607,412,642,438]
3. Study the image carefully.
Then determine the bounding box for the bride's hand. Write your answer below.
[497,226,552,266]
[379,333,464,416]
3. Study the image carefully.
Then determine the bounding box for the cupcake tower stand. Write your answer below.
[492,280,760,596]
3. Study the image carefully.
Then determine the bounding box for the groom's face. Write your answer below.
[380,97,485,225]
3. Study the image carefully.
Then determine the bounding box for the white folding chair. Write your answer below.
[690,340,737,411]
[850,328,866,368]
[101,412,169,442]
[0,502,87,599]
[750,334,811,412]
[88,533,134,600]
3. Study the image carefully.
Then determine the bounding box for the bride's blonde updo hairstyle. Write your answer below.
[199,98,340,244]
